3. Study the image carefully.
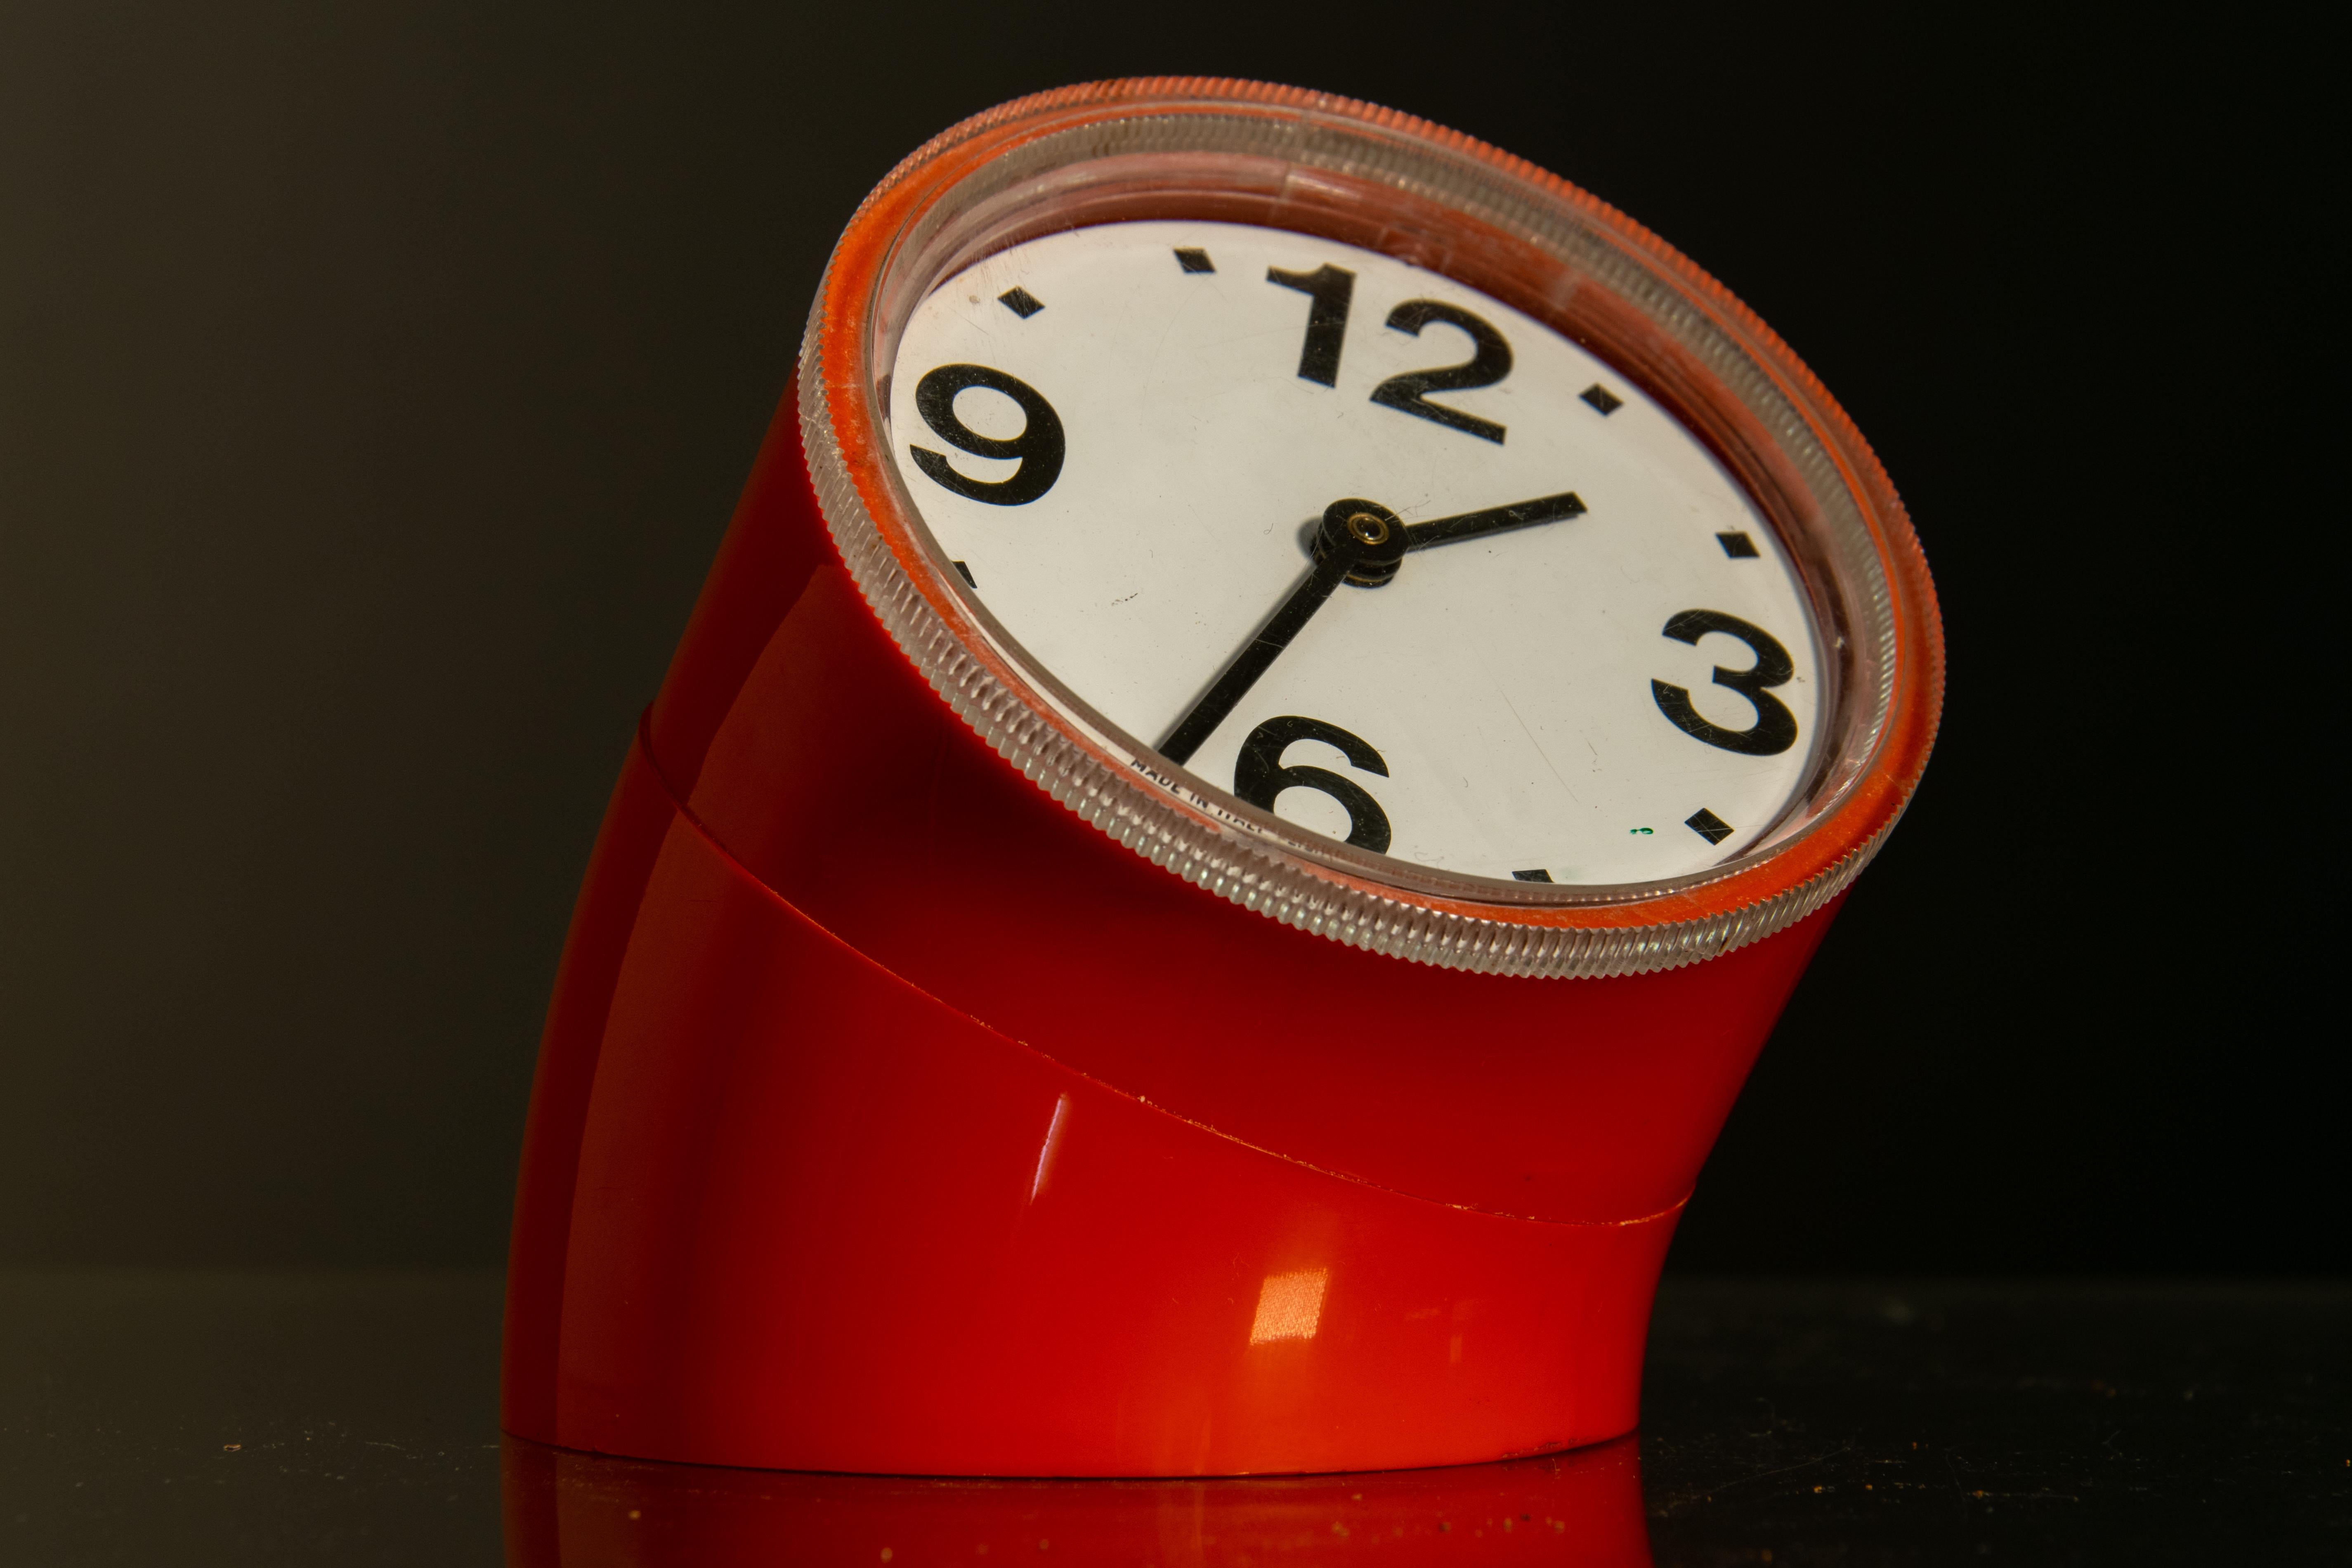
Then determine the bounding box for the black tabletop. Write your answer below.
[2,1271,2340,1564]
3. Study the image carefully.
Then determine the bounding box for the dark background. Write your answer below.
[0,5,2326,1275]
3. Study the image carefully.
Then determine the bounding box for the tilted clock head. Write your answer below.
[804,81,1941,977]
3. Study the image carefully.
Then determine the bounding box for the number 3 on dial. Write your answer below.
[1651,610,1799,756]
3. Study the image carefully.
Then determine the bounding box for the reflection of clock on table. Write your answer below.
[503,79,1943,1477]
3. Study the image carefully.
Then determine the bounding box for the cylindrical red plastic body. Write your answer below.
[499,404,1838,1476]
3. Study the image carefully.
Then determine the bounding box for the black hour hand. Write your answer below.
[1402,490,1585,551]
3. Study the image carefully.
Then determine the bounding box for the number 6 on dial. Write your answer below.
[1234,715,1393,853]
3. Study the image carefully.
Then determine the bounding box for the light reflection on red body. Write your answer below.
[502,1433,1652,1566]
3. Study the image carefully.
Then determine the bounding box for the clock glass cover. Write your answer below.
[888,220,1823,886]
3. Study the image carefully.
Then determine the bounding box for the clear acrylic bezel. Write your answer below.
[801,80,1941,978]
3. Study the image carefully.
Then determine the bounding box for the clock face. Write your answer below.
[885,220,1825,887]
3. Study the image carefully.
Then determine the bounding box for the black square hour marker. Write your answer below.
[997,286,1044,319]
[1580,383,1623,416]
[1511,869,1554,883]
[951,560,977,588]
[1684,808,1734,846]
[1716,531,1760,559]
[1174,248,1216,274]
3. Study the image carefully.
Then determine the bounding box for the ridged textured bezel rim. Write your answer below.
[799,78,1943,979]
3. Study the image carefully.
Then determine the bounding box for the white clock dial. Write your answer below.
[886,220,1824,886]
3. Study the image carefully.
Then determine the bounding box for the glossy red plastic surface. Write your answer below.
[502,1431,1652,1566]
[501,397,1840,1475]
[514,740,1685,1474]
[658,553,1833,1226]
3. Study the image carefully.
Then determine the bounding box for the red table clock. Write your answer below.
[503,78,1942,1478]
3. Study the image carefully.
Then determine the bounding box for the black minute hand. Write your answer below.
[1157,490,1585,767]
[1157,501,1379,766]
